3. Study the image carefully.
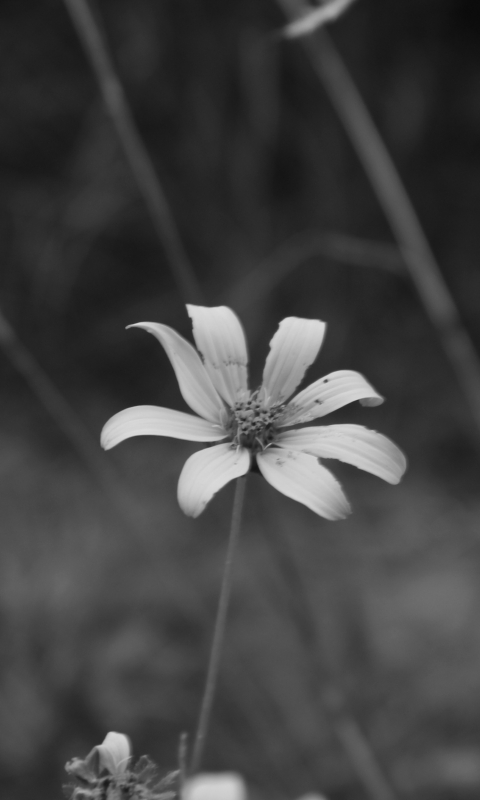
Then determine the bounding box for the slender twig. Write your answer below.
[190,476,248,775]
[0,308,146,542]
[62,0,203,305]
[226,231,404,313]
[261,512,398,800]
[276,6,480,446]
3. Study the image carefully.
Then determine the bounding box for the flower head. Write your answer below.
[101,306,406,519]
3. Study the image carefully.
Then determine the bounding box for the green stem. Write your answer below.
[190,476,247,775]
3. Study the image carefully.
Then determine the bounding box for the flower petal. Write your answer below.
[95,732,131,775]
[178,443,250,517]
[184,774,248,800]
[128,322,225,423]
[277,425,407,484]
[187,305,249,405]
[101,406,226,450]
[262,317,326,404]
[280,370,383,425]
[256,447,350,520]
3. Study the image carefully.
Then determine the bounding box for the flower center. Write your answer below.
[228,394,285,452]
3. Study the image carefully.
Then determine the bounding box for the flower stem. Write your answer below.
[190,476,247,775]
[262,511,398,800]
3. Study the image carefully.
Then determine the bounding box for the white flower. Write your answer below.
[101,305,406,519]
[183,774,327,800]
[184,773,247,800]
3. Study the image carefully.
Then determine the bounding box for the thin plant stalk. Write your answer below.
[190,476,247,775]
[0,308,148,544]
[276,8,480,447]
[261,513,398,800]
[227,230,404,312]
[63,0,203,306]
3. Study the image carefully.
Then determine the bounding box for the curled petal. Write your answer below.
[184,773,248,800]
[262,317,326,404]
[178,443,250,517]
[128,323,224,423]
[256,447,350,520]
[101,406,226,450]
[95,732,131,775]
[277,425,407,484]
[280,370,383,425]
[187,305,249,405]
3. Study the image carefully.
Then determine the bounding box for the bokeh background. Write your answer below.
[1,0,480,798]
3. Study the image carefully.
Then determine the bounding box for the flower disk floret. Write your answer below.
[228,393,285,451]
[101,305,407,519]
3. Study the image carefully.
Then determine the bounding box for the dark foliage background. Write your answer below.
[1,1,480,798]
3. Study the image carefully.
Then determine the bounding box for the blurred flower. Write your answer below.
[283,0,358,39]
[101,305,406,518]
[184,774,328,800]
[184,773,247,800]
[296,795,329,800]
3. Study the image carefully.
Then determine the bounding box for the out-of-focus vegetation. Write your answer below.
[1,1,480,798]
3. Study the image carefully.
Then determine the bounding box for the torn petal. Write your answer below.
[262,317,326,404]
[187,305,249,406]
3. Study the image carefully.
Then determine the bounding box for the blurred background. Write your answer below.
[1,0,480,798]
